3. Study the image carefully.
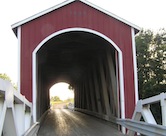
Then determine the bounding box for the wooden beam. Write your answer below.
[99,59,111,117]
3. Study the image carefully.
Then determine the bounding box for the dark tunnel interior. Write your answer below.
[36,31,118,121]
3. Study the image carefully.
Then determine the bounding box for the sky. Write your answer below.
[0,0,166,85]
[50,82,74,100]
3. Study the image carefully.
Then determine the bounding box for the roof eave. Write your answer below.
[11,0,76,36]
[11,0,140,36]
[80,0,140,32]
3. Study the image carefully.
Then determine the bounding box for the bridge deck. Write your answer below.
[37,109,125,136]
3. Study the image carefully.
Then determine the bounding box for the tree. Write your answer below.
[0,73,17,90]
[0,73,12,82]
[136,29,166,124]
[51,96,61,102]
[136,29,166,99]
[68,84,74,90]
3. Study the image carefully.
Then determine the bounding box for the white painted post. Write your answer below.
[5,82,14,108]
[33,52,37,122]
[0,98,4,117]
[25,111,32,131]
[141,105,157,124]
[118,52,126,134]
[160,93,166,126]
[132,100,142,121]
[131,28,139,104]
[0,98,6,136]
[17,26,21,93]
[15,104,25,136]
[128,100,142,136]
[3,108,17,136]
[161,100,166,126]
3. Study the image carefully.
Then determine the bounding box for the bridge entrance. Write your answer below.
[12,0,139,131]
[34,29,121,122]
[7,1,166,135]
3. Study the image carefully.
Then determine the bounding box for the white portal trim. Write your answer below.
[11,0,140,33]
[17,26,21,93]
[131,27,139,104]
[32,27,125,123]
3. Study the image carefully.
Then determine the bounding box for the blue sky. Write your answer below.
[0,0,166,84]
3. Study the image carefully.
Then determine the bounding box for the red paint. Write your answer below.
[20,1,135,118]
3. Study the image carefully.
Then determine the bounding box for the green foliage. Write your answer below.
[0,73,17,90]
[50,96,61,102]
[136,29,166,99]
[68,85,74,90]
[0,73,11,82]
[136,29,166,124]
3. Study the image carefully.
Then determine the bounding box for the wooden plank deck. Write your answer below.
[37,109,125,136]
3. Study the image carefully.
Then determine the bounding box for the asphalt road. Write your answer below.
[37,109,125,136]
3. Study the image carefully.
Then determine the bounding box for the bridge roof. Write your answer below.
[12,0,140,35]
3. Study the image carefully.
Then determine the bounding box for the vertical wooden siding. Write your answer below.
[21,1,135,118]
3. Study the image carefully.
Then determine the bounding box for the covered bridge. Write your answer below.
[12,0,140,123]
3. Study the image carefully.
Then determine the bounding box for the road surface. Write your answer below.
[37,109,125,136]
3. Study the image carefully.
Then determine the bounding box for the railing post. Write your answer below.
[132,100,142,121]
[0,98,6,136]
[121,93,166,135]
[25,109,32,131]
[128,100,142,136]
[0,97,4,117]
[3,108,18,136]
[141,104,157,124]
[15,104,25,136]
[0,79,33,135]
[160,93,166,126]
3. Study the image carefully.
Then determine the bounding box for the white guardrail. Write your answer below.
[117,92,166,136]
[0,78,33,136]
[23,122,40,136]
[1,78,166,136]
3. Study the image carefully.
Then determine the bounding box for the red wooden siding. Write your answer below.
[20,1,135,118]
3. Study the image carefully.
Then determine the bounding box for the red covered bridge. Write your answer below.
[8,0,157,135]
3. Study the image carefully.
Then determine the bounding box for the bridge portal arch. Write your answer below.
[12,0,139,129]
[32,28,125,122]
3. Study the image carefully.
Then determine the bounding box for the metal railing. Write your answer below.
[117,92,166,136]
[0,79,32,136]
[1,77,166,136]
[117,119,166,136]
[23,122,40,136]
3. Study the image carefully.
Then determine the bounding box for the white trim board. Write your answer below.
[131,28,139,103]
[17,26,21,93]
[12,0,140,35]
[32,28,125,124]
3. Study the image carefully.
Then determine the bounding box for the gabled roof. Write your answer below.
[12,0,140,35]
